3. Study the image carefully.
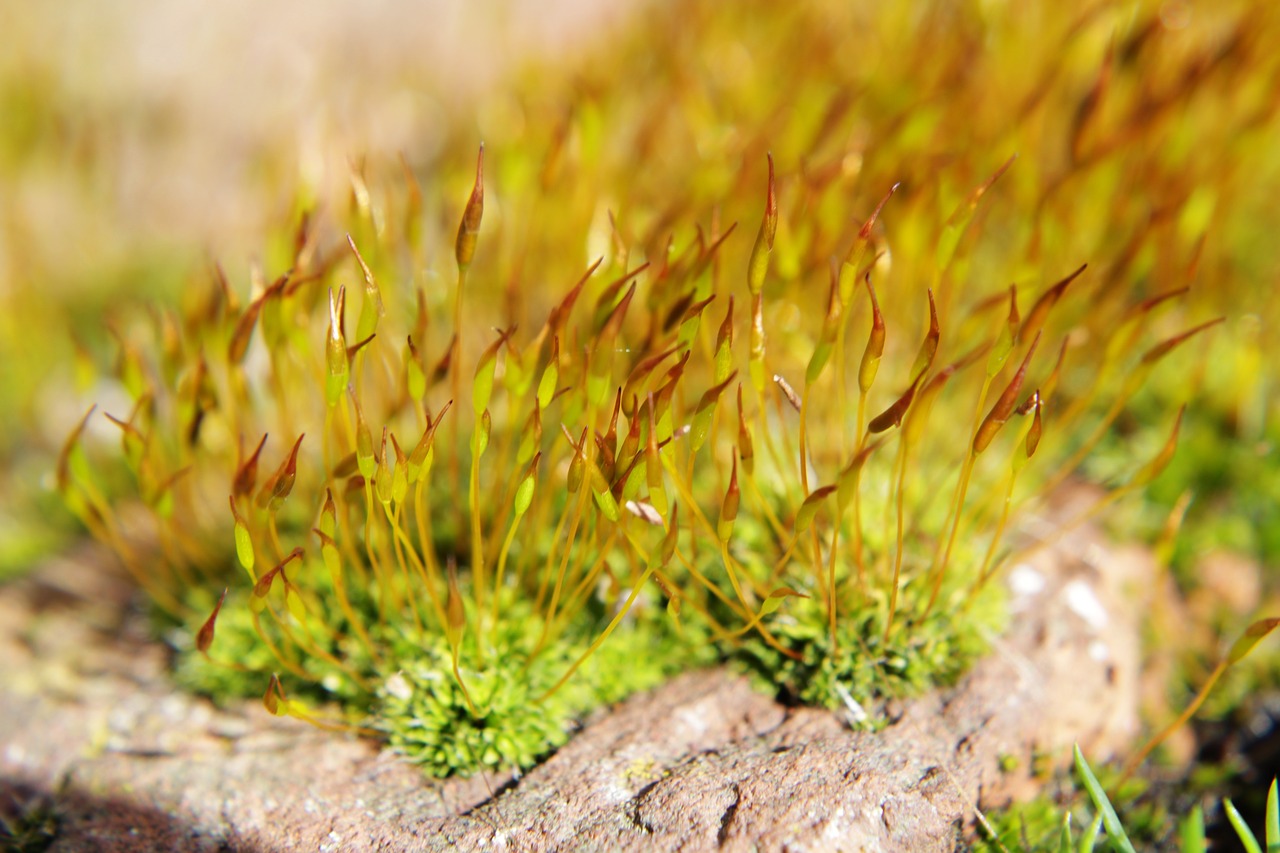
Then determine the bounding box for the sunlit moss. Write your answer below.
[736,575,1005,722]
[46,0,1263,782]
[376,598,712,776]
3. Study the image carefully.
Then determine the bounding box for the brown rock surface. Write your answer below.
[1,517,1150,852]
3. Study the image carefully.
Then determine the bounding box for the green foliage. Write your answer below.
[1088,388,1280,577]
[980,752,1280,853]
[980,795,1071,853]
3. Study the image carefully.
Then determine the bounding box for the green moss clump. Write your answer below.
[736,579,1006,722]
[377,633,579,777]
[376,599,713,777]
[168,589,373,708]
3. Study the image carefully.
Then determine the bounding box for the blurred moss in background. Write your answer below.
[0,0,643,576]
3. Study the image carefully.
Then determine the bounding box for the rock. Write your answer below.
[0,515,1149,852]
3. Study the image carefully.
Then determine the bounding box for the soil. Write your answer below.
[1,502,1152,852]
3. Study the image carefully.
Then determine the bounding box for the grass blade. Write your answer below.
[1179,806,1205,853]
[1073,744,1136,853]
[1226,798,1262,853]
[1267,778,1279,853]
[1079,814,1103,853]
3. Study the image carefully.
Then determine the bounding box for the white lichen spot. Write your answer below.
[1064,579,1108,630]
[1088,640,1111,662]
[1008,563,1045,598]
[675,702,712,738]
[385,672,413,701]
[833,682,869,727]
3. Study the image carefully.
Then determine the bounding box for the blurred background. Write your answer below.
[0,0,647,571]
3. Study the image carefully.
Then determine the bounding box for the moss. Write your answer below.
[735,578,1006,723]
[168,576,377,708]
[46,0,1248,787]
[979,795,1068,853]
[375,599,713,777]
[376,633,580,777]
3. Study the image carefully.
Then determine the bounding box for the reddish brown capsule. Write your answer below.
[564,425,588,494]
[56,405,96,495]
[858,182,900,241]
[430,335,457,388]
[600,281,638,343]
[1138,317,1225,366]
[233,433,269,499]
[455,144,485,271]
[1020,264,1087,345]
[908,289,941,383]
[263,673,287,716]
[736,384,755,476]
[868,375,923,434]
[256,433,305,511]
[195,587,228,655]
[715,295,735,355]
[974,333,1041,454]
[227,295,264,365]
[795,485,837,533]
[548,258,603,336]
[253,548,304,600]
[717,457,740,542]
[858,275,886,394]
[1025,393,1043,458]
[228,276,285,364]
[747,153,778,296]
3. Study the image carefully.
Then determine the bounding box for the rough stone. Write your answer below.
[1,511,1149,852]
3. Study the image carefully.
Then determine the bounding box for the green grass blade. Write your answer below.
[1080,814,1103,853]
[1226,797,1262,853]
[1179,806,1205,853]
[1267,779,1279,853]
[1073,744,1136,853]
[1059,812,1073,853]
